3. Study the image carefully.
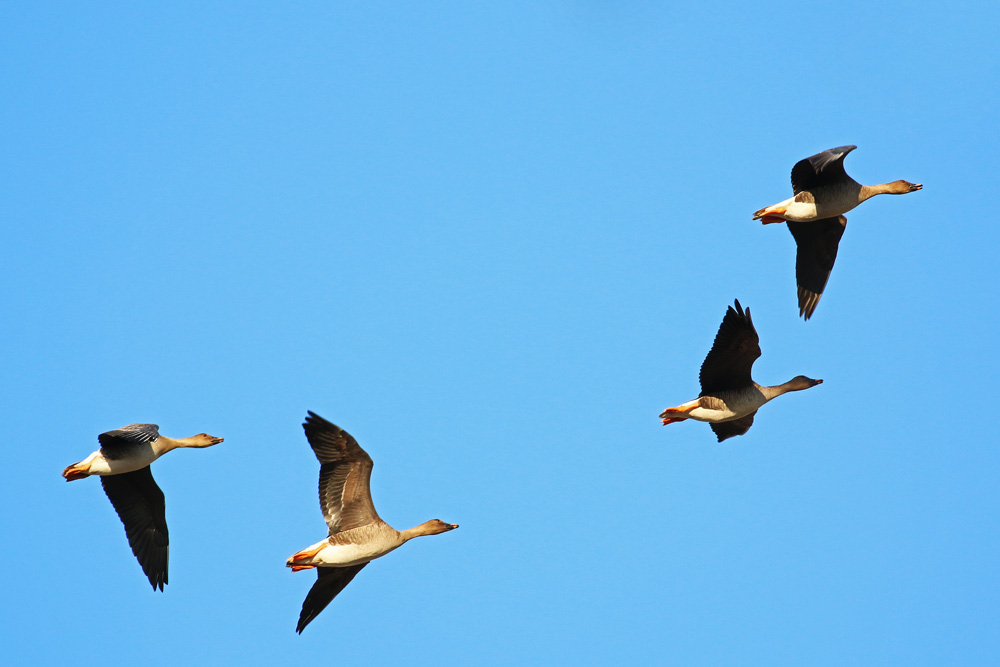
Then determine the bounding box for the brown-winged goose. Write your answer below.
[288,411,458,634]
[659,300,823,442]
[62,423,224,590]
[752,145,922,319]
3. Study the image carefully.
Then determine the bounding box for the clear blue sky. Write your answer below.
[3,2,998,665]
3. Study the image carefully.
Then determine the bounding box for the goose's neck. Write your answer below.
[153,435,200,455]
[859,182,896,202]
[399,521,440,542]
[758,380,799,402]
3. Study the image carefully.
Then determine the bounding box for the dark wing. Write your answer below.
[791,145,857,194]
[100,467,169,591]
[787,216,847,320]
[699,300,761,396]
[710,413,757,442]
[295,564,368,634]
[303,412,380,535]
[98,424,160,461]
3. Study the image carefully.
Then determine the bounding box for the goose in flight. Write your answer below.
[287,411,458,633]
[62,423,224,590]
[659,300,822,441]
[753,146,922,319]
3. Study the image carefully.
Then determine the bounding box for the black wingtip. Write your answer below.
[304,410,328,429]
[295,613,313,634]
[730,299,751,323]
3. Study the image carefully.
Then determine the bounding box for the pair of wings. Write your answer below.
[787,146,856,320]
[98,424,169,591]
[296,412,382,633]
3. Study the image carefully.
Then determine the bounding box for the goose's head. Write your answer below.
[889,180,922,194]
[190,433,225,448]
[789,376,823,391]
[423,519,460,535]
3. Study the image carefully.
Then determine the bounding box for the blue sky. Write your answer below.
[3,2,998,664]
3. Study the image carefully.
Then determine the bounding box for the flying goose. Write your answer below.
[287,411,458,633]
[753,146,922,319]
[62,423,224,590]
[659,300,822,441]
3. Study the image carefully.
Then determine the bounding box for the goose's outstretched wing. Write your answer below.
[303,412,380,535]
[787,216,847,320]
[699,300,761,396]
[100,466,168,590]
[295,564,369,634]
[791,145,856,194]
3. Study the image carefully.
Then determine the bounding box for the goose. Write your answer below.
[287,411,458,634]
[753,146,922,320]
[659,300,822,441]
[62,423,224,590]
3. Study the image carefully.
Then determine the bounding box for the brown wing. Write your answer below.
[699,300,761,396]
[100,467,169,591]
[791,145,856,194]
[787,217,847,320]
[710,413,757,442]
[295,564,369,634]
[303,411,380,535]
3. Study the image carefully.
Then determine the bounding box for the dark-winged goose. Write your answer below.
[659,300,823,441]
[62,423,224,590]
[752,146,921,319]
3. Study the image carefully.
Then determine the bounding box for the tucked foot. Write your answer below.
[661,417,687,425]
[62,463,90,481]
[753,205,787,224]
[287,543,326,565]
[658,399,700,419]
[290,565,316,572]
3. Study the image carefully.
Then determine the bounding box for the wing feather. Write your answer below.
[710,412,757,442]
[295,564,368,634]
[791,145,856,194]
[699,300,761,396]
[98,424,160,461]
[100,467,169,590]
[303,412,380,534]
[787,216,847,320]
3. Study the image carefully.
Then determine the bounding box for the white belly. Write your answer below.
[88,450,159,476]
[781,200,820,222]
[687,406,743,423]
[313,541,399,567]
